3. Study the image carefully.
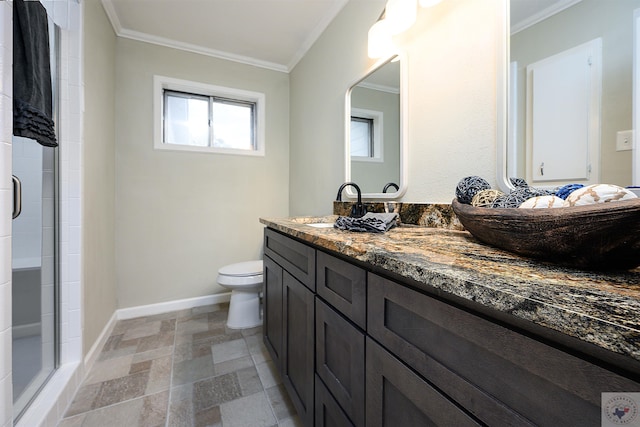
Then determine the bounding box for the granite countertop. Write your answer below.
[260,215,640,365]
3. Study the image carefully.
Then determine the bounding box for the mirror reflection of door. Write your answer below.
[509,0,640,188]
[348,56,402,195]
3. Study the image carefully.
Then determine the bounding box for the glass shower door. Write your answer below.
[11,16,59,421]
[11,136,57,419]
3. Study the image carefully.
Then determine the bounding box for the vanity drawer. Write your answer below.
[366,337,480,427]
[316,250,366,329]
[315,298,365,427]
[367,273,640,426]
[315,375,354,427]
[264,228,316,291]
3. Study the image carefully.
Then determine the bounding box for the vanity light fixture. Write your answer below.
[385,0,417,34]
[367,0,444,59]
[419,0,442,7]
[368,19,395,59]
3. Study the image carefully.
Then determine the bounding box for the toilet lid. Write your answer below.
[219,260,263,277]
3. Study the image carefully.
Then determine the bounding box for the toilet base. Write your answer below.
[226,289,262,329]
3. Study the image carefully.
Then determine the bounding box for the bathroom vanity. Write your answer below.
[260,216,640,427]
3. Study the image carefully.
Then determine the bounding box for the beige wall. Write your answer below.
[290,0,501,213]
[82,0,118,354]
[114,39,290,308]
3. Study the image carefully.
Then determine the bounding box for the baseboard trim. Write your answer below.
[116,292,231,320]
[83,310,118,370]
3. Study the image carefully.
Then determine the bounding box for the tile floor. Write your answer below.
[57,303,301,427]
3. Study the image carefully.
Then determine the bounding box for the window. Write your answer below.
[350,116,374,157]
[154,76,265,156]
[350,108,383,162]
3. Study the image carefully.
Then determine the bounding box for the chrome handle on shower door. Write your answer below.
[12,175,22,219]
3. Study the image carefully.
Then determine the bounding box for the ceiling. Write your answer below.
[101,0,353,73]
[101,0,579,74]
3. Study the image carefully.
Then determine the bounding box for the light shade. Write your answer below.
[385,0,417,34]
[368,19,395,59]
[419,0,442,7]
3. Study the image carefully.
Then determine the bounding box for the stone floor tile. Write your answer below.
[194,405,222,427]
[92,370,150,409]
[211,338,249,364]
[168,398,194,427]
[192,372,242,412]
[207,307,229,324]
[81,395,145,426]
[213,355,254,377]
[64,382,101,417]
[220,391,277,427]
[176,315,211,336]
[56,414,85,426]
[140,390,170,427]
[84,354,135,385]
[97,343,138,362]
[146,355,172,394]
[63,305,290,427]
[191,326,226,342]
[241,325,262,337]
[266,384,297,421]
[137,331,175,353]
[122,320,162,341]
[192,303,227,316]
[130,359,152,375]
[236,365,264,397]
[256,359,282,389]
[132,345,174,364]
[245,334,271,364]
[173,355,215,386]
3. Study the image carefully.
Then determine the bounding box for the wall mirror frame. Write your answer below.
[344,52,408,200]
[497,0,640,193]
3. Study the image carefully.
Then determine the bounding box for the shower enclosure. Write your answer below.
[11,18,59,421]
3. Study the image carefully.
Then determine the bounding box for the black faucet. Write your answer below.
[336,182,367,218]
[382,182,399,193]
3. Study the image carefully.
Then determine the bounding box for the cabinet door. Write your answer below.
[368,273,640,426]
[264,228,316,290]
[366,338,481,427]
[315,375,354,427]
[316,298,365,426]
[263,255,283,372]
[283,271,315,427]
[316,251,367,329]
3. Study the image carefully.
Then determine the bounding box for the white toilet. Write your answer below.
[217,260,264,329]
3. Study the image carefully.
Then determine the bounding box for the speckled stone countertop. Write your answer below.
[260,215,640,365]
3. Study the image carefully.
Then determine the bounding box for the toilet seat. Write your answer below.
[217,260,263,286]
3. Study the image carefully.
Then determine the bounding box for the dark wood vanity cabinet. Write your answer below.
[282,270,315,427]
[263,227,640,427]
[263,255,283,372]
[264,229,316,427]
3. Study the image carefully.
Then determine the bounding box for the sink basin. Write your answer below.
[290,216,337,225]
[306,223,335,228]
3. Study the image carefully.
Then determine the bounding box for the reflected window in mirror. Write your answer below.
[351,109,382,160]
[345,54,407,199]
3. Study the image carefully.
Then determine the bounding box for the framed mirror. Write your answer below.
[499,0,640,192]
[345,54,408,199]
